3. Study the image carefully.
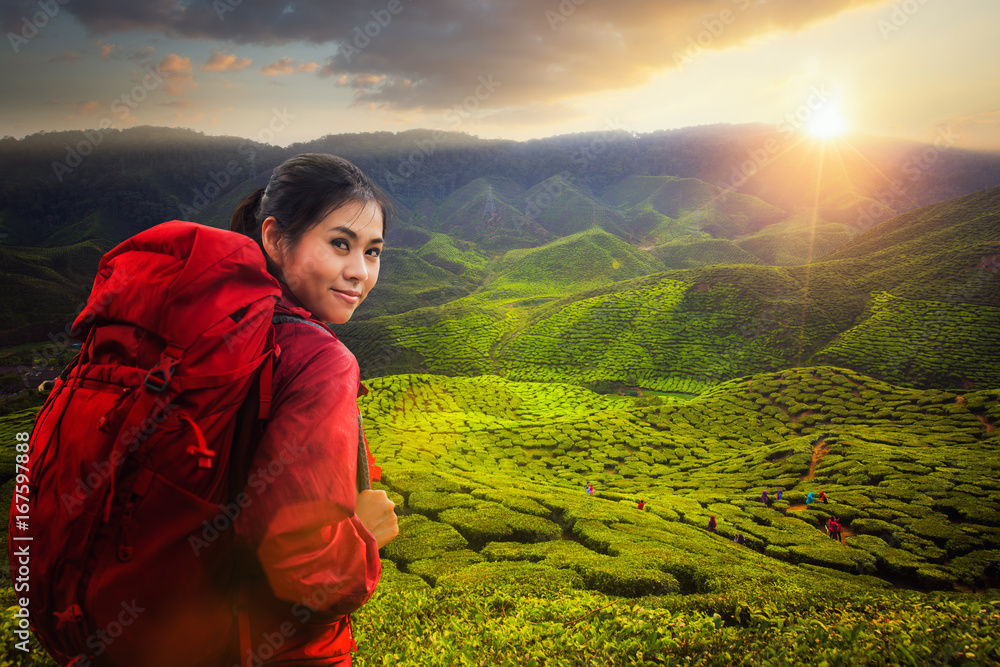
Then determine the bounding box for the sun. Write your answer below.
[808,108,847,139]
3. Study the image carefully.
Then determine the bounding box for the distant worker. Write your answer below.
[708,515,717,532]
[806,491,816,505]
[829,517,843,543]
[637,499,645,511]
[819,491,828,504]
[761,490,769,505]
[586,483,594,495]
[776,489,783,501]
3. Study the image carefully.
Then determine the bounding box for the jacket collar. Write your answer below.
[277,282,369,397]
[277,282,315,320]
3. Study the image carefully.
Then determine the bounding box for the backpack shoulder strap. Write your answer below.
[272,313,333,334]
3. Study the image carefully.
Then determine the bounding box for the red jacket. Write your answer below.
[234,285,381,666]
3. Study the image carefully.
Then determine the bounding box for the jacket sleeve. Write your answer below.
[234,330,381,617]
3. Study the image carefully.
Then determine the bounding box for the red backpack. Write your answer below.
[8,221,284,667]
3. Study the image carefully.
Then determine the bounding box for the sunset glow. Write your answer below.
[808,109,848,139]
[0,0,997,149]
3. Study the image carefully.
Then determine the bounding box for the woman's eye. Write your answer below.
[367,247,382,258]
[331,238,349,250]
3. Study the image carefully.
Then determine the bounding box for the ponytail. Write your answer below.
[230,187,265,241]
[230,187,282,279]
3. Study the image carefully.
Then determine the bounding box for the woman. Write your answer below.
[229,153,399,666]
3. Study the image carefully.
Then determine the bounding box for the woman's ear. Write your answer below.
[261,216,282,266]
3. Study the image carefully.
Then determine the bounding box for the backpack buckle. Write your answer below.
[144,367,173,392]
[144,349,181,392]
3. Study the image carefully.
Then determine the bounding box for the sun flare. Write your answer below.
[808,109,847,139]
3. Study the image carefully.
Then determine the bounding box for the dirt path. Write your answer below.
[958,396,995,432]
[801,439,829,481]
[974,414,995,432]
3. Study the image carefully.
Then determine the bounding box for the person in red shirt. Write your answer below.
[230,153,399,666]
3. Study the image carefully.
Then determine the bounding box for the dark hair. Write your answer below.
[230,153,394,279]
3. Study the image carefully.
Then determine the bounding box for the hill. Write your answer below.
[353,368,1000,590]
[429,177,548,250]
[336,183,1000,391]
[603,175,788,242]
[352,248,479,320]
[479,228,665,302]
[648,236,764,269]
[0,241,107,345]
[523,175,627,239]
[735,212,858,265]
[4,123,998,250]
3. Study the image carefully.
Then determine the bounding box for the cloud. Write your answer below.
[260,57,295,75]
[96,39,121,59]
[92,39,155,62]
[202,50,252,72]
[12,0,892,109]
[158,53,196,96]
[128,45,156,61]
[62,100,100,120]
[69,101,100,115]
[260,57,317,75]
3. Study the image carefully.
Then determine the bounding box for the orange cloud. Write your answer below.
[96,39,121,59]
[202,50,252,72]
[261,57,318,75]
[261,57,295,75]
[158,53,196,96]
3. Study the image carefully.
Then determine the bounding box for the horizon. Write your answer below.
[10,121,1000,159]
[1,0,998,151]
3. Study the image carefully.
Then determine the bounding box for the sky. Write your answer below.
[1,0,998,150]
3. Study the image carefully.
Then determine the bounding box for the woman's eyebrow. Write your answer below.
[327,225,358,238]
[327,225,384,245]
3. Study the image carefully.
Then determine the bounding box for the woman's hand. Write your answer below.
[355,489,399,549]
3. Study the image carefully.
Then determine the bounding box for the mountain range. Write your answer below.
[1,124,999,392]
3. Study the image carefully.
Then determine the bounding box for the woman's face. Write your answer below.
[264,199,383,323]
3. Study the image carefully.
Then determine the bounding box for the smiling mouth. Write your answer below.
[332,288,361,303]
